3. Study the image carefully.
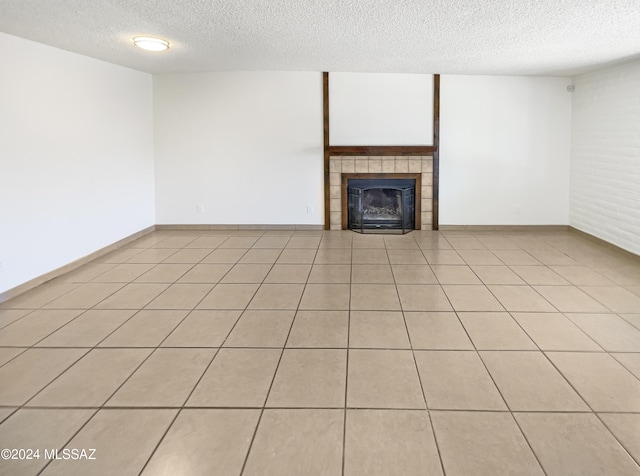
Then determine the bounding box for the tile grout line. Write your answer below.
[0,308,39,332]
[548,311,606,351]
[539,348,640,471]
[593,414,640,469]
[236,232,304,476]
[436,260,550,476]
[459,304,551,475]
[8,405,637,413]
[35,407,103,475]
[429,248,511,475]
[135,231,268,476]
[391,233,447,476]
[340,236,354,476]
[608,353,640,385]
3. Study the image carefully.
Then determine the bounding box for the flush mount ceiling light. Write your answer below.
[133,36,169,51]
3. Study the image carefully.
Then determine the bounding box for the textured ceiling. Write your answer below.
[0,0,639,75]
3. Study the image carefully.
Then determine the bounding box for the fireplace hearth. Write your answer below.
[347,178,415,233]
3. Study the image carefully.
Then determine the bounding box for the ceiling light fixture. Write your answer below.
[133,36,169,52]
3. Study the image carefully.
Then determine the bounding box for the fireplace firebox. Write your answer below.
[347,178,416,233]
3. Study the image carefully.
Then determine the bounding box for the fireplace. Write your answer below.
[330,157,432,230]
[347,178,416,233]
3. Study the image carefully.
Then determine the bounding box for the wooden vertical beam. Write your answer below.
[432,74,440,230]
[323,72,331,230]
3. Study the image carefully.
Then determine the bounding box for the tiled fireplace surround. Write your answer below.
[329,155,434,230]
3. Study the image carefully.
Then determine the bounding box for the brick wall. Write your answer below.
[570,59,640,255]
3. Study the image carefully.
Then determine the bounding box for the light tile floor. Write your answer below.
[1,229,640,475]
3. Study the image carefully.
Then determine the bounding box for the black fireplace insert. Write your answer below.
[347,178,415,234]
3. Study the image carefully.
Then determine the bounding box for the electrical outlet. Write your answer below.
[307,205,314,214]
[515,206,522,215]
[196,204,205,214]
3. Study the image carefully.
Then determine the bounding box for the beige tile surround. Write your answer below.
[329,155,433,230]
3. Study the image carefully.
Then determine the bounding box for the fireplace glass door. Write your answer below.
[348,179,415,233]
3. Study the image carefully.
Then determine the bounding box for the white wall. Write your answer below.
[0,33,155,294]
[329,73,433,145]
[570,59,640,255]
[154,72,323,225]
[439,75,572,225]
